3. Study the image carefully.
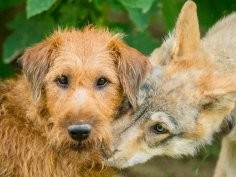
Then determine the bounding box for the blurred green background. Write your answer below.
[1,0,236,79]
[0,0,235,176]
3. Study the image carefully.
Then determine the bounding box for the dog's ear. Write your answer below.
[108,38,151,108]
[20,38,59,101]
[172,0,200,57]
[198,73,236,110]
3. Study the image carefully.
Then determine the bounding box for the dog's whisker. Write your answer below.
[88,160,95,171]
[99,161,105,172]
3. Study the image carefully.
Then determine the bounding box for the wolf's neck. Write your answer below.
[202,13,236,73]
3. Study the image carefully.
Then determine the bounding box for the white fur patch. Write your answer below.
[127,152,152,167]
[74,88,88,107]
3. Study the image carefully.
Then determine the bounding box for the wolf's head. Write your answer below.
[107,0,236,168]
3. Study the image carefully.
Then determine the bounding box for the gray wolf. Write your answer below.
[107,2,236,177]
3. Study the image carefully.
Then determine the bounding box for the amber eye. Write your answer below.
[96,77,108,89]
[153,123,168,134]
[56,75,69,88]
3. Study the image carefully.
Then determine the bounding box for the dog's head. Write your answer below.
[107,1,236,168]
[20,27,150,161]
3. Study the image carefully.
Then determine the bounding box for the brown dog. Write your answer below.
[0,27,150,177]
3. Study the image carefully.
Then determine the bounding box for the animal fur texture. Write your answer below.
[0,27,150,177]
[107,1,236,177]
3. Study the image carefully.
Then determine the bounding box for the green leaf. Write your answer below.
[161,0,182,30]
[126,8,149,31]
[6,12,26,30]
[58,3,81,27]
[195,0,236,31]
[0,61,14,79]
[0,0,23,11]
[26,0,57,18]
[120,0,156,13]
[107,0,125,12]
[125,31,160,55]
[3,15,55,63]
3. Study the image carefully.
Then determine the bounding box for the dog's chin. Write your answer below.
[68,142,87,151]
[66,139,111,158]
[65,140,96,152]
[49,138,93,154]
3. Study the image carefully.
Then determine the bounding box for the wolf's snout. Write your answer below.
[68,124,91,141]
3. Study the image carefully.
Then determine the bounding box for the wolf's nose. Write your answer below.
[68,124,91,141]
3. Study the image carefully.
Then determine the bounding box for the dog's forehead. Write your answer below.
[55,48,113,67]
[51,43,116,74]
[59,42,111,61]
[50,29,117,65]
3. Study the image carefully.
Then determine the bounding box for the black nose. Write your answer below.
[68,124,91,141]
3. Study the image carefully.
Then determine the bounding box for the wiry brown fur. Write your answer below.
[0,27,150,177]
[107,1,236,175]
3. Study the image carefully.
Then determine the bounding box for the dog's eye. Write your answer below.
[153,123,168,134]
[56,75,69,88]
[96,77,108,89]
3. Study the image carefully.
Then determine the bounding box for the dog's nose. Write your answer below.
[68,124,91,141]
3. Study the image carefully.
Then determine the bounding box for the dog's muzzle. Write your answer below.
[68,124,91,141]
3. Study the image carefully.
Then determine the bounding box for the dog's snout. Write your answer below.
[68,124,91,141]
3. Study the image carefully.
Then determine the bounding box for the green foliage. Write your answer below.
[0,0,23,11]
[0,0,236,78]
[126,8,149,31]
[0,60,13,79]
[1,0,160,67]
[120,0,155,13]
[125,31,160,55]
[161,0,182,30]
[27,0,57,18]
[3,13,55,64]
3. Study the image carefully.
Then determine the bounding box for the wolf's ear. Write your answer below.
[172,0,200,57]
[198,73,236,110]
[20,38,59,101]
[108,37,151,108]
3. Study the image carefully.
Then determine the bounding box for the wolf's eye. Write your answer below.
[96,77,108,89]
[56,75,69,88]
[153,123,168,134]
